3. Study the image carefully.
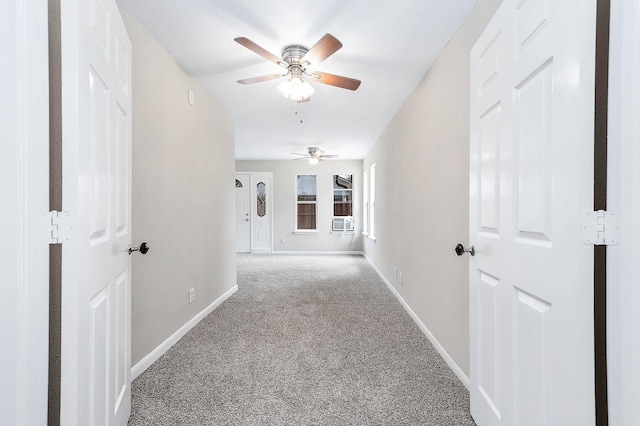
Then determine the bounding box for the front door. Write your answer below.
[60,0,132,424]
[250,173,272,254]
[236,174,251,253]
[469,0,596,425]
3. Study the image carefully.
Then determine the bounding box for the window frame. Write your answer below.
[295,174,318,232]
[332,174,354,233]
[369,164,376,240]
[363,170,369,235]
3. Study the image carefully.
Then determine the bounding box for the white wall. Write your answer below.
[363,0,503,377]
[236,160,363,253]
[121,10,237,365]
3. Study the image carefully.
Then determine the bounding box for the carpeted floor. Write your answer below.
[128,254,476,425]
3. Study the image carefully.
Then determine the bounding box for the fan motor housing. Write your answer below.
[281,44,309,66]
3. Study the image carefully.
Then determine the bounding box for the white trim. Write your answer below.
[363,170,369,234]
[131,285,238,380]
[607,0,640,424]
[294,230,319,235]
[368,164,376,239]
[272,251,364,255]
[1,0,50,424]
[365,255,470,389]
[250,248,272,254]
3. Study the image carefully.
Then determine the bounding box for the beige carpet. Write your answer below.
[128,254,475,425]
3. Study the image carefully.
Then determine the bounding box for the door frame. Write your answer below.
[235,171,274,253]
[607,0,640,423]
[0,0,50,423]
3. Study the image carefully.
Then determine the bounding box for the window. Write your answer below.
[333,174,352,216]
[369,164,376,239]
[296,175,317,230]
[256,182,266,217]
[332,174,353,232]
[363,170,369,235]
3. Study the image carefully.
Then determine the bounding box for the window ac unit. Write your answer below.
[332,216,354,232]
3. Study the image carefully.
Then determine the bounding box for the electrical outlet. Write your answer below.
[281,238,286,244]
[188,89,194,106]
[189,288,195,304]
[399,272,403,285]
[394,267,398,278]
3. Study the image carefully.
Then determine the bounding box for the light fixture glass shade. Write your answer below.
[308,157,319,165]
[277,76,315,101]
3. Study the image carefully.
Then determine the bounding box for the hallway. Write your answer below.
[128,255,474,425]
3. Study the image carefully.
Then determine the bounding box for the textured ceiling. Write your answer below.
[117,0,477,160]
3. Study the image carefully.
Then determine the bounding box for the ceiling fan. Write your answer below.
[235,34,361,102]
[292,147,339,165]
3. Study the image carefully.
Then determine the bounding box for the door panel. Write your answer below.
[236,174,251,253]
[513,289,551,426]
[477,272,500,419]
[250,174,272,253]
[470,0,596,425]
[479,103,501,235]
[61,0,132,423]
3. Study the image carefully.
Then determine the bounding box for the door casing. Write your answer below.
[606,0,640,424]
[0,0,50,424]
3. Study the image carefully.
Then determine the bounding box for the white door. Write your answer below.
[469,0,596,425]
[236,174,251,253]
[60,0,132,424]
[250,173,272,253]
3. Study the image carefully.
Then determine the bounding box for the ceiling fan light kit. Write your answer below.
[292,146,339,165]
[277,78,314,101]
[235,34,361,102]
[276,66,315,101]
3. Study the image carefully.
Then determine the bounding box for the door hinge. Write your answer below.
[581,210,619,246]
[44,210,72,245]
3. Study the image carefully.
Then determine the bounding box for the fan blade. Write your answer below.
[237,73,285,85]
[291,153,308,156]
[311,71,361,90]
[300,34,342,66]
[319,154,339,159]
[293,157,310,160]
[235,37,288,68]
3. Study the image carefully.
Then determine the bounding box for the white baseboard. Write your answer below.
[272,250,364,255]
[250,248,272,254]
[364,256,470,390]
[131,284,238,380]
